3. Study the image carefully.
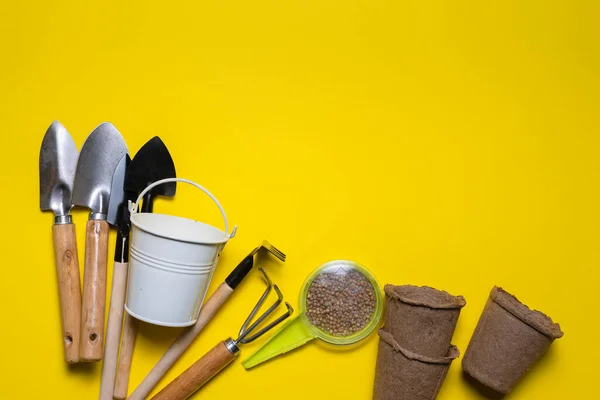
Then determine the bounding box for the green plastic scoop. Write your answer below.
[242,260,383,369]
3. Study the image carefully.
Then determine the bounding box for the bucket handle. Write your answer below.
[129,178,237,239]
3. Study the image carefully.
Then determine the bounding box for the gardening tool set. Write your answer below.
[39,120,564,399]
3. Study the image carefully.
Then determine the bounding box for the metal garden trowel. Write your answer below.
[39,121,82,363]
[72,122,128,362]
[99,154,133,399]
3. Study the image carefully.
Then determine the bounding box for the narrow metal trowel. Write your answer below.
[99,154,136,400]
[39,121,82,363]
[72,122,128,362]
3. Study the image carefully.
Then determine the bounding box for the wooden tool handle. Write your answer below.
[99,262,128,400]
[80,219,109,362]
[113,312,140,400]
[129,283,234,400]
[151,341,237,400]
[52,223,82,364]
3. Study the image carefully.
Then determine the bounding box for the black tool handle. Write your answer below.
[114,231,130,263]
[224,254,254,289]
[141,191,155,213]
[114,200,132,262]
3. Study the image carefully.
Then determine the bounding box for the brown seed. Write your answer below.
[305,269,377,337]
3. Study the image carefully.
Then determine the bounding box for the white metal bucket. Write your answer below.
[124,178,237,327]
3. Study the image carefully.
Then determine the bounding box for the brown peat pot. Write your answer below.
[383,284,466,358]
[373,329,459,400]
[462,286,564,394]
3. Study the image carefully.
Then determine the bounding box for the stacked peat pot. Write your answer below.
[373,285,466,400]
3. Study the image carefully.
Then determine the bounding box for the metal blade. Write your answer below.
[124,136,176,196]
[107,154,129,227]
[39,121,78,217]
[72,122,128,216]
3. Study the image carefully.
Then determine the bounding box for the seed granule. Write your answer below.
[305,269,377,337]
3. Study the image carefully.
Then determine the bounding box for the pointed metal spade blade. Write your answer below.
[39,121,79,217]
[72,122,128,217]
[124,136,176,212]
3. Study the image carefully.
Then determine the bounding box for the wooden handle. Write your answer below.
[129,283,234,400]
[99,262,128,400]
[113,312,140,399]
[52,223,82,364]
[151,341,237,400]
[80,219,109,362]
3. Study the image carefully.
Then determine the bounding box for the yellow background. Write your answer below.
[0,0,598,398]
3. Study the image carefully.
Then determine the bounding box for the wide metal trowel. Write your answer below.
[39,121,82,363]
[72,122,128,362]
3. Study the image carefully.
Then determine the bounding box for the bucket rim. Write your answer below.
[130,213,230,245]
